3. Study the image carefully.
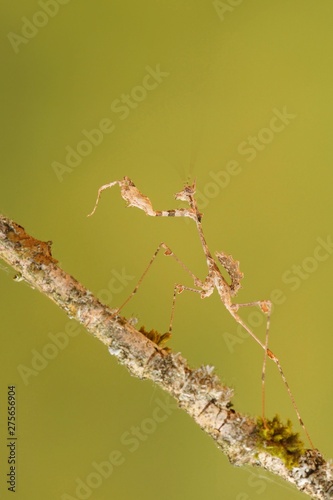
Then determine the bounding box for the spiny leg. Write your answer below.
[261,302,272,426]
[231,300,271,425]
[229,303,314,448]
[267,349,314,449]
[113,242,203,320]
[113,243,165,317]
[168,284,203,335]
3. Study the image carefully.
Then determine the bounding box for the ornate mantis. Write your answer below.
[88,176,313,448]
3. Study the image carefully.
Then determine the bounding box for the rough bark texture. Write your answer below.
[0,214,332,499]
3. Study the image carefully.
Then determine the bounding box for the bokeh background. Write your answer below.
[1,1,333,499]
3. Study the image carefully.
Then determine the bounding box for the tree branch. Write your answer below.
[0,214,332,499]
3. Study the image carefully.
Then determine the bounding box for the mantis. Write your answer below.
[88,176,313,449]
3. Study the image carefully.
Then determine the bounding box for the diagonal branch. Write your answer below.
[0,214,332,499]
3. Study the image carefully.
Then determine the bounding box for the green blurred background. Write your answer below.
[1,1,333,499]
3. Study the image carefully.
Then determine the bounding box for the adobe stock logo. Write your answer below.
[17,322,81,385]
[7,0,71,54]
[193,106,296,210]
[16,266,134,385]
[51,64,170,182]
[61,396,177,500]
[223,235,333,353]
[213,0,244,22]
